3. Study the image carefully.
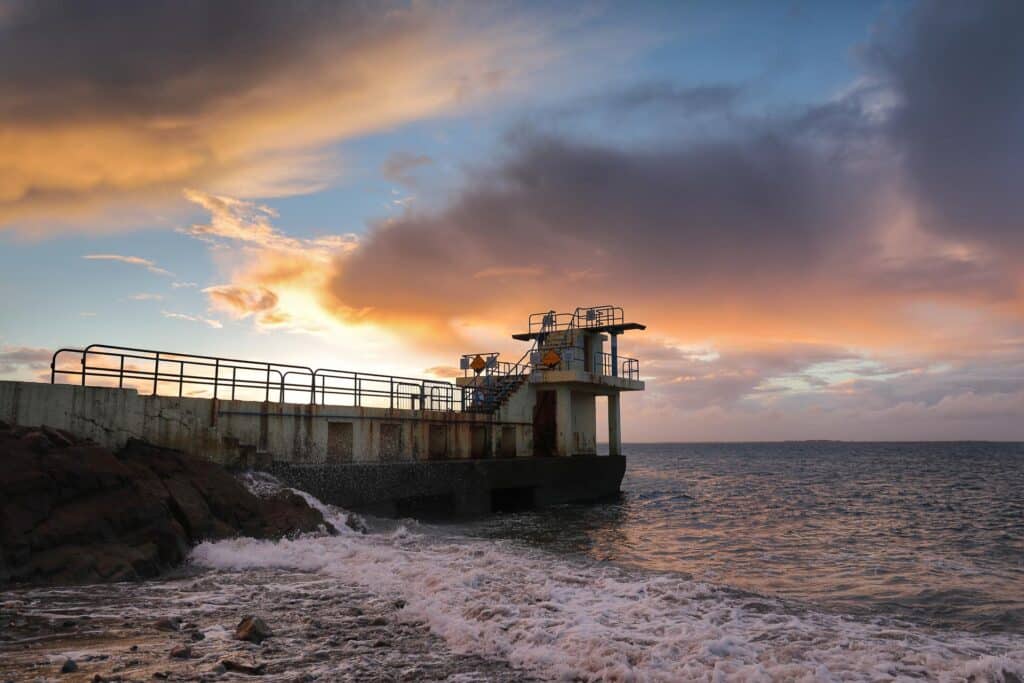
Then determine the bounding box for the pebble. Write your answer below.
[60,659,77,673]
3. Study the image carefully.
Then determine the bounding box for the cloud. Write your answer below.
[382,152,434,185]
[162,311,222,329]
[0,1,556,229]
[865,0,1024,250]
[0,345,52,375]
[82,254,173,276]
[203,285,278,317]
[129,293,164,301]
[171,282,198,289]
[182,190,355,334]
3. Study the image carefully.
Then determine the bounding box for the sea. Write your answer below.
[4,442,1024,681]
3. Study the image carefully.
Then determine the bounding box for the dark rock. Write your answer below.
[210,663,227,675]
[41,426,74,449]
[154,617,181,632]
[60,658,77,673]
[190,629,206,641]
[152,673,169,680]
[221,660,267,675]
[169,645,191,659]
[1004,671,1023,683]
[345,513,369,534]
[1,425,331,587]
[235,616,272,644]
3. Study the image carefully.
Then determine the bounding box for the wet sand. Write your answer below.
[0,568,531,682]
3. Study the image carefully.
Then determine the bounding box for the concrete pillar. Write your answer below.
[556,385,573,456]
[610,334,618,377]
[607,392,622,456]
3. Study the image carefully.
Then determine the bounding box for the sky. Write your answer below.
[1,0,1022,441]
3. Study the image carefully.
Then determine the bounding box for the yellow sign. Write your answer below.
[470,354,487,373]
[541,350,561,368]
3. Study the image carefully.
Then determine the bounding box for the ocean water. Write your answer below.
[455,443,1024,635]
[5,443,1024,681]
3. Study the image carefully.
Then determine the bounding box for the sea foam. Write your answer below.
[190,498,1024,682]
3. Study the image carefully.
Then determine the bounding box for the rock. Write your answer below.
[221,660,267,675]
[60,658,77,673]
[235,616,272,644]
[189,629,206,641]
[1004,671,1023,683]
[154,617,181,632]
[210,663,227,675]
[1,425,331,587]
[169,645,191,659]
[152,673,169,680]
[344,513,369,534]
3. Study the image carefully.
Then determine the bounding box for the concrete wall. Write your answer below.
[0,381,534,467]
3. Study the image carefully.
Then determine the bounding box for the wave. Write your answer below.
[190,495,1024,682]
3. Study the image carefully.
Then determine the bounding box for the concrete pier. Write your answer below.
[6,306,645,516]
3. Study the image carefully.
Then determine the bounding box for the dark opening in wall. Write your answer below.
[491,486,536,512]
[499,425,516,458]
[380,423,402,461]
[428,424,447,460]
[327,421,353,462]
[470,425,489,459]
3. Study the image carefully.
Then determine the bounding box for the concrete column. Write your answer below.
[607,392,622,456]
[556,385,574,456]
[610,334,618,377]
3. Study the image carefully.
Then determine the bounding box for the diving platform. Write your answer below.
[1,306,646,516]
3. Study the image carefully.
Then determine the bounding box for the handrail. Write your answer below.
[49,344,494,412]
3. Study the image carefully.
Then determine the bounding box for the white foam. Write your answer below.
[190,498,1024,682]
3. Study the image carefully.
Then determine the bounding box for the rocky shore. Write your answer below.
[0,568,533,682]
[0,422,332,586]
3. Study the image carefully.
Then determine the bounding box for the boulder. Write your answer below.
[0,425,335,587]
[235,616,273,644]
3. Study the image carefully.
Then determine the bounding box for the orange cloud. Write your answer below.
[0,3,556,231]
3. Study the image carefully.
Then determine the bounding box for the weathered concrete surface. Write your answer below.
[0,381,531,466]
[269,456,627,517]
[0,381,626,518]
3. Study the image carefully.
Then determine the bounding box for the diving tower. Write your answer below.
[0,306,645,516]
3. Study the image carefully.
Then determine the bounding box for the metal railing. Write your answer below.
[50,344,490,411]
[527,305,625,335]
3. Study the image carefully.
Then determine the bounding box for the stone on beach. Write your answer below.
[235,615,273,644]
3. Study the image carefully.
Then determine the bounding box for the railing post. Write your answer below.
[610,334,618,378]
[153,352,160,396]
[118,355,124,388]
[213,359,219,400]
[178,360,184,397]
[389,377,394,409]
[231,367,236,400]
[265,365,270,402]
[81,350,87,386]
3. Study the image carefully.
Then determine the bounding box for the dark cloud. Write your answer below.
[867,0,1024,248]
[0,1,407,123]
[330,128,882,325]
[588,83,743,116]
[0,0,533,225]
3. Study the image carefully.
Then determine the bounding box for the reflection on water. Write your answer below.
[449,442,1024,634]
